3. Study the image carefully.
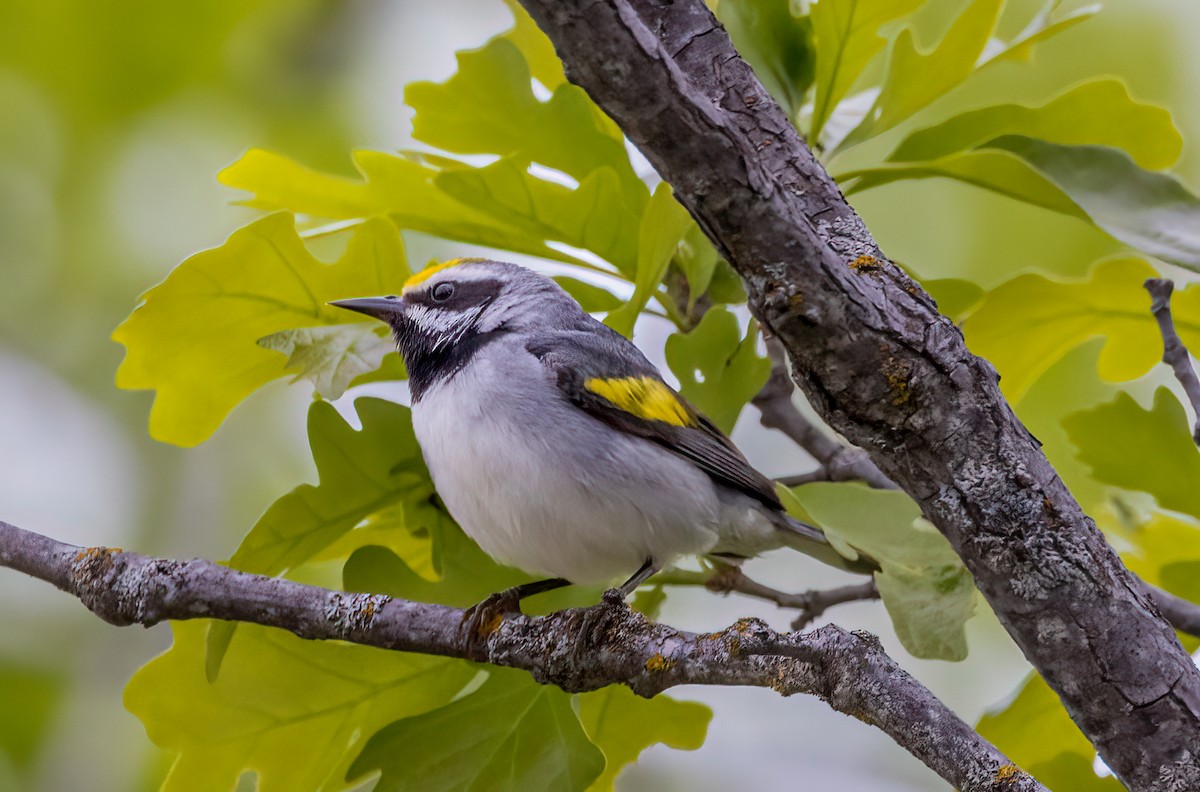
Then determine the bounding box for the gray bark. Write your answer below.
[0,519,1041,792]
[513,0,1200,788]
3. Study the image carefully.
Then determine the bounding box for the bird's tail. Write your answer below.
[769,510,880,575]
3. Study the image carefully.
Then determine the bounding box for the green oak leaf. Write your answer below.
[961,258,1200,403]
[717,0,817,118]
[406,37,642,202]
[577,685,711,792]
[219,149,583,266]
[348,669,605,792]
[977,673,1122,790]
[1064,389,1200,521]
[435,158,642,275]
[113,214,408,446]
[808,0,924,144]
[0,660,61,775]
[841,0,1095,151]
[227,397,435,578]
[499,0,565,91]
[606,182,694,337]
[127,621,474,792]
[985,136,1200,271]
[206,398,437,681]
[258,324,398,400]
[665,309,771,434]
[889,79,1182,171]
[790,482,976,660]
[849,0,1004,144]
[675,224,721,311]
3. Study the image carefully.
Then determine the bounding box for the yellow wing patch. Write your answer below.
[584,376,696,427]
[402,257,488,293]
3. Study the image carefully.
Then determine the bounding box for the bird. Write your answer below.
[332,258,870,625]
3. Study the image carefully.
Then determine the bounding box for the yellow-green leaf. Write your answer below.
[1065,389,1200,521]
[962,258,1200,403]
[348,669,605,792]
[128,621,474,792]
[717,0,817,118]
[977,673,1122,790]
[664,309,771,434]
[258,324,397,401]
[499,0,565,91]
[577,686,710,791]
[791,482,975,660]
[889,79,1182,170]
[809,0,924,144]
[606,182,693,336]
[852,0,1004,142]
[113,214,408,446]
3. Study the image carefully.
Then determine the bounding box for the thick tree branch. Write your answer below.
[754,339,897,489]
[0,519,1040,791]
[515,1,1200,787]
[1145,278,1200,444]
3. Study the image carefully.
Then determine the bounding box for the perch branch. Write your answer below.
[0,519,1040,791]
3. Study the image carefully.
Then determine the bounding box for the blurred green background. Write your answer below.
[0,0,1197,789]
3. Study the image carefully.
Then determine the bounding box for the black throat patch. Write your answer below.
[394,322,508,401]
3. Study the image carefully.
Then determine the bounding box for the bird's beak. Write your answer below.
[328,296,405,321]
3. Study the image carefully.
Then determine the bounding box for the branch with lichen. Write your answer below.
[1146,278,1200,444]
[0,518,1041,791]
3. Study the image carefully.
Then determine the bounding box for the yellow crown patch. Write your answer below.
[402,257,488,292]
[584,376,695,427]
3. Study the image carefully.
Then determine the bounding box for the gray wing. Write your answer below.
[526,324,782,509]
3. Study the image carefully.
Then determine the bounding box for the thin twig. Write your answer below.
[1141,580,1200,638]
[0,519,1042,792]
[776,468,833,487]
[753,339,897,490]
[1145,278,1200,444]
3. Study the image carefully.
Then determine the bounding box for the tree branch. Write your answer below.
[754,339,897,490]
[0,519,1041,791]
[515,1,1200,787]
[1145,278,1200,444]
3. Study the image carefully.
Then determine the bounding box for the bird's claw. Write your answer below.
[461,587,524,643]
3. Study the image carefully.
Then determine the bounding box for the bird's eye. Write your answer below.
[431,282,455,302]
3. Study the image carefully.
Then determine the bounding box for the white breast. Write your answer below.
[411,339,724,585]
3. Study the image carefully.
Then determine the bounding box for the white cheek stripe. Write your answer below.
[407,302,489,352]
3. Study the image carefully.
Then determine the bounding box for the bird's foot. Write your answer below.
[461,587,524,645]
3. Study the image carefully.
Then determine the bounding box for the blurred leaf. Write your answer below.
[849,0,1004,144]
[985,1,1098,68]
[792,482,975,660]
[0,660,61,774]
[977,673,1121,790]
[436,159,641,275]
[675,224,721,310]
[555,276,625,313]
[890,79,1182,170]
[577,685,710,791]
[350,668,604,792]
[606,183,693,336]
[113,215,407,446]
[500,0,565,91]
[921,277,983,320]
[809,0,924,144]
[406,38,642,200]
[841,148,1087,217]
[986,136,1200,271]
[258,324,397,400]
[664,309,770,433]
[1064,389,1200,521]
[127,621,473,792]
[963,258,1200,403]
[220,149,580,265]
[718,0,816,117]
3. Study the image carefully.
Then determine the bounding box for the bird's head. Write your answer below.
[331,258,582,394]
